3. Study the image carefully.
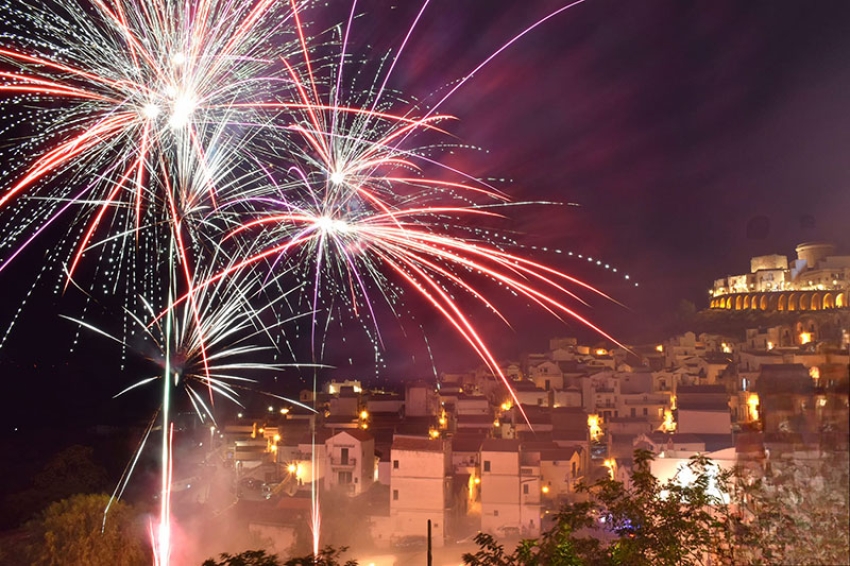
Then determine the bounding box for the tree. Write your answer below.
[728,452,850,565]
[462,501,601,566]
[464,449,850,566]
[4,444,109,527]
[464,450,733,566]
[284,545,358,566]
[201,546,358,566]
[202,549,283,566]
[22,493,147,566]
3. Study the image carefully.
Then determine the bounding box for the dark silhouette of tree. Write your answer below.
[4,444,108,527]
[284,545,358,566]
[202,547,357,566]
[202,549,283,566]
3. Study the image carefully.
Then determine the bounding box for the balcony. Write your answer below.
[329,456,357,469]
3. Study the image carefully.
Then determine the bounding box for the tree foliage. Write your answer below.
[202,549,284,566]
[202,546,358,566]
[284,545,358,566]
[3,444,108,527]
[728,452,850,565]
[463,449,850,566]
[18,493,147,566]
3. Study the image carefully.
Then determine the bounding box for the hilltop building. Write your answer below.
[710,242,849,312]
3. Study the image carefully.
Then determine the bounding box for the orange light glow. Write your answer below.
[587,414,601,442]
[747,393,760,421]
[809,366,820,382]
[662,410,675,432]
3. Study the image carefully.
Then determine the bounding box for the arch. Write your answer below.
[778,294,787,312]
[799,294,811,311]
[768,294,780,311]
[823,293,835,309]
[760,295,768,310]
[726,297,733,310]
[788,293,799,312]
[743,295,751,309]
[837,292,846,308]
[735,295,744,310]
[811,293,822,311]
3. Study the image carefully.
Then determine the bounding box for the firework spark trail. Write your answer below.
[64,259,317,563]
[64,261,312,420]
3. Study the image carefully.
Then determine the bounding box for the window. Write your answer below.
[393,489,399,501]
[643,408,648,416]
[339,471,352,484]
[483,460,491,472]
[393,460,399,469]
[494,510,499,517]
[523,484,529,494]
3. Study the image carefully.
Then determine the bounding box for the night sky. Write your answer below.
[1,0,849,426]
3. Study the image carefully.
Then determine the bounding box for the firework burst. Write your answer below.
[3,0,623,562]
[208,0,623,414]
[0,1,317,563]
[0,0,311,318]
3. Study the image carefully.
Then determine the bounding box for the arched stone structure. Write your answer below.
[788,293,799,312]
[709,290,849,312]
[768,294,779,310]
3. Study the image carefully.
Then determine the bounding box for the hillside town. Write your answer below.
[172,242,848,560]
[200,304,848,559]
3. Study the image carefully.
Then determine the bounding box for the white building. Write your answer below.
[479,439,542,538]
[389,436,452,547]
[325,429,375,496]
